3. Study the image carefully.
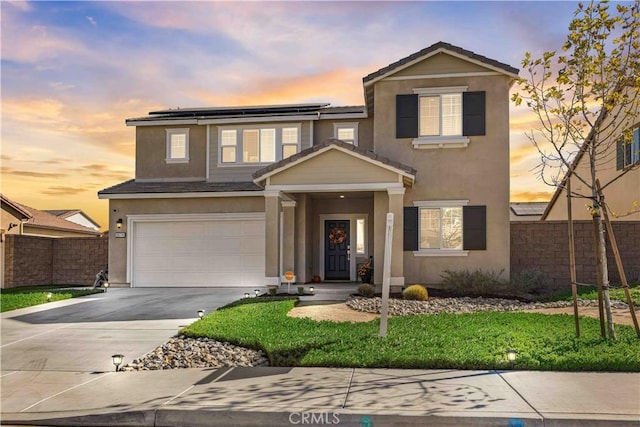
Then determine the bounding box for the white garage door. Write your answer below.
[131,217,265,287]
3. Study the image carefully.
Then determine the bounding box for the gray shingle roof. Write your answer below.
[98,180,263,195]
[253,139,417,181]
[363,41,519,84]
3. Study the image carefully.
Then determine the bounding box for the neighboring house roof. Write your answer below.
[1,194,102,236]
[1,194,32,220]
[98,180,263,197]
[510,202,548,221]
[44,209,101,230]
[253,138,417,182]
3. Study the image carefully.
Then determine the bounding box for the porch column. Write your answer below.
[264,190,281,286]
[282,200,296,281]
[387,187,405,288]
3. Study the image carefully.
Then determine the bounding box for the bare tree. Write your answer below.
[512,0,640,339]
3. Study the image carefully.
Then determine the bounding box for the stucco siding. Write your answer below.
[371,73,512,282]
[314,118,374,151]
[269,149,400,185]
[136,125,207,180]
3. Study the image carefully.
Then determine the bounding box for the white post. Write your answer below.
[379,213,394,337]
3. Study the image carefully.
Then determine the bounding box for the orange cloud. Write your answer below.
[510,191,554,202]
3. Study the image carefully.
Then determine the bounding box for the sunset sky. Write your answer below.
[2,0,589,230]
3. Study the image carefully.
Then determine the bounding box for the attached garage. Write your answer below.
[129,214,265,287]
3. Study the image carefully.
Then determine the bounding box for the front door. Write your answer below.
[324,220,350,280]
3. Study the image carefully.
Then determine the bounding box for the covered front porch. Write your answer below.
[253,139,416,288]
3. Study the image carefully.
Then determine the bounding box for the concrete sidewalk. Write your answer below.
[2,367,639,426]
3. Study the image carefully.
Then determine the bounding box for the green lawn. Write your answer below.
[181,298,640,372]
[0,285,103,312]
[551,284,640,306]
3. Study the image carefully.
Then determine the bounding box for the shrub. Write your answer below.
[297,286,304,295]
[402,284,428,301]
[268,287,277,296]
[510,268,548,295]
[440,269,510,296]
[358,283,375,298]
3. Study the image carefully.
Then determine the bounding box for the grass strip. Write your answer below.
[0,286,102,312]
[182,299,640,372]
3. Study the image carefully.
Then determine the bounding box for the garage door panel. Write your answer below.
[133,218,265,287]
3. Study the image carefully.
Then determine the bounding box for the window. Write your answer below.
[166,129,189,162]
[221,130,237,163]
[356,218,366,254]
[333,123,359,145]
[396,89,485,148]
[404,202,486,255]
[420,207,462,249]
[282,127,299,159]
[616,126,640,170]
[419,94,462,137]
[219,124,300,165]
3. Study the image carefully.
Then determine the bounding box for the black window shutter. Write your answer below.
[463,205,486,250]
[462,91,486,136]
[396,94,419,138]
[616,139,624,170]
[403,207,419,251]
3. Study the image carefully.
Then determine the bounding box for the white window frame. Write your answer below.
[413,200,469,257]
[412,87,469,149]
[217,123,301,166]
[166,128,190,163]
[220,129,238,164]
[282,126,300,159]
[333,122,359,146]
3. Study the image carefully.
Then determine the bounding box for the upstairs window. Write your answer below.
[396,88,485,149]
[221,130,237,163]
[218,124,300,165]
[616,126,640,170]
[282,127,299,159]
[166,129,189,162]
[419,94,462,137]
[333,123,359,145]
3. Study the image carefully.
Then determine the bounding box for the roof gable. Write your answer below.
[253,139,416,187]
[363,41,519,86]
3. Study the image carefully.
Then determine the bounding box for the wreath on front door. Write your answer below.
[328,227,347,245]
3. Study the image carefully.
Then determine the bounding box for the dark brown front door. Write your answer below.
[324,220,350,280]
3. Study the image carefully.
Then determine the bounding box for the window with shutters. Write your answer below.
[616,126,640,170]
[405,201,486,256]
[396,88,486,149]
[218,124,300,165]
[166,129,189,163]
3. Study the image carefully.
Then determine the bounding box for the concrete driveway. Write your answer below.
[1,287,254,373]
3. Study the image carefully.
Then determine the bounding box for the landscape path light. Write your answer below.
[112,354,124,372]
[244,292,250,298]
[198,310,205,319]
[46,292,52,302]
[507,349,517,368]
[309,286,314,293]
[254,289,260,297]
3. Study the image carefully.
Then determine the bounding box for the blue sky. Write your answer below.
[1,0,589,228]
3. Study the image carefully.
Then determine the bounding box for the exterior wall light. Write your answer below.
[198,309,205,318]
[116,218,123,229]
[112,354,124,372]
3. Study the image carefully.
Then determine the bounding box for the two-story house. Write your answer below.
[98,42,519,288]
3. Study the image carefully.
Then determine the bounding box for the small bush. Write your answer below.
[511,268,548,295]
[358,283,375,298]
[297,286,304,295]
[440,269,510,297]
[268,287,277,296]
[402,284,428,301]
